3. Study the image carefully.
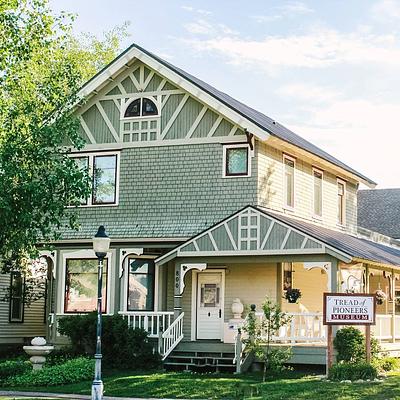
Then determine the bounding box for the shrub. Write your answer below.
[373,356,400,372]
[2,357,94,387]
[58,313,161,370]
[46,347,80,366]
[328,362,378,381]
[0,360,30,380]
[334,327,380,363]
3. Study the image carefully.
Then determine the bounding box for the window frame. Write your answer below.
[9,271,25,323]
[337,178,347,226]
[63,257,109,314]
[121,96,160,120]
[126,257,156,312]
[283,154,296,210]
[222,143,251,178]
[70,151,120,207]
[312,167,324,219]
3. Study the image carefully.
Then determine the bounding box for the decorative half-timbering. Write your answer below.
[76,61,245,146]
[156,206,354,265]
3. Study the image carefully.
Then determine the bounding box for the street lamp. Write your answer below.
[91,225,110,400]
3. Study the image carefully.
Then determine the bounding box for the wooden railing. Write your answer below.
[255,312,326,344]
[161,312,184,360]
[118,311,174,338]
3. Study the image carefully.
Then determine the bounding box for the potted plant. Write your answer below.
[284,288,302,304]
[374,289,387,305]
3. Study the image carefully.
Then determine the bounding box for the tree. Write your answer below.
[243,298,292,382]
[0,0,128,287]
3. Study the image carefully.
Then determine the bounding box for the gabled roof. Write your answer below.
[78,43,376,187]
[156,205,400,268]
[358,189,400,239]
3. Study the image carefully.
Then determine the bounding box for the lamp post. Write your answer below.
[91,225,110,400]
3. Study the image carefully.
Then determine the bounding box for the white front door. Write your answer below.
[196,272,223,340]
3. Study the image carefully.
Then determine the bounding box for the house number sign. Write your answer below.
[323,293,376,325]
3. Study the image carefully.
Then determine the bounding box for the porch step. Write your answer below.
[163,342,236,373]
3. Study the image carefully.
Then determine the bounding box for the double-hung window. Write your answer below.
[9,272,24,322]
[64,258,108,313]
[127,259,155,311]
[72,152,119,206]
[283,155,295,209]
[223,144,250,177]
[337,179,346,225]
[313,169,323,218]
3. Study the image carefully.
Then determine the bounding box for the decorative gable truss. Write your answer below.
[156,206,353,266]
[76,61,246,147]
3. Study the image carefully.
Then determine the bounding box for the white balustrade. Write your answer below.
[118,311,174,338]
[161,312,184,359]
[254,312,326,344]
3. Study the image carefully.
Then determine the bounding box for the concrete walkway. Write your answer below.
[0,391,190,400]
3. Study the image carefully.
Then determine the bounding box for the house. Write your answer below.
[3,43,400,369]
[358,189,400,240]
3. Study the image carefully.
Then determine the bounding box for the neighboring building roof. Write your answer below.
[358,189,400,239]
[78,43,376,187]
[156,205,400,268]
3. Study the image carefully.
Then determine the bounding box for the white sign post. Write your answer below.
[323,293,376,373]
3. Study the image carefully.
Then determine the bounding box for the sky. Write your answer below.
[49,0,400,189]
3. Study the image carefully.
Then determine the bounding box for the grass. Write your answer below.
[5,370,400,399]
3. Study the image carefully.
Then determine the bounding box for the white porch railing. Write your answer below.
[255,312,326,344]
[118,311,174,338]
[252,312,398,344]
[161,312,184,360]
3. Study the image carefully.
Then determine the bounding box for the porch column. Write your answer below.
[364,264,370,293]
[174,261,183,319]
[330,259,338,292]
[392,269,396,343]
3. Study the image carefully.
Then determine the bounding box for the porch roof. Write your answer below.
[155,205,400,268]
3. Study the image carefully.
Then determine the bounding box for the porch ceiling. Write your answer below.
[155,206,400,269]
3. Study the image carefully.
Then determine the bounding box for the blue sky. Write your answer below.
[50,0,400,188]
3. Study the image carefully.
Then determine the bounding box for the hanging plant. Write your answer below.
[374,290,387,305]
[284,288,302,304]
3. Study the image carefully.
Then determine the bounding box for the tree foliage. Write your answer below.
[0,0,128,278]
[243,298,292,382]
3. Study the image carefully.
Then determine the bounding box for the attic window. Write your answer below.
[124,98,158,118]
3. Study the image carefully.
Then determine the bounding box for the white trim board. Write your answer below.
[78,46,270,143]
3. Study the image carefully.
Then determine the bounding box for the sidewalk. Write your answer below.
[0,391,191,400]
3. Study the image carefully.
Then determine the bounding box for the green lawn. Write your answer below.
[5,370,400,399]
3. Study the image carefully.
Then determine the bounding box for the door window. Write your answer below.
[200,283,220,307]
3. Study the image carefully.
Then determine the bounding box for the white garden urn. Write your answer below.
[231,298,244,319]
[23,337,54,371]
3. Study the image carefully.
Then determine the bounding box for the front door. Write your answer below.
[196,272,223,340]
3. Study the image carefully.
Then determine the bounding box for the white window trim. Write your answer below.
[312,167,324,220]
[222,143,251,178]
[120,96,161,120]
[337,178,347,227]
[283,154,296,211]
[60,249,113,315]
[121,254,159,313]
[70,151,120,208]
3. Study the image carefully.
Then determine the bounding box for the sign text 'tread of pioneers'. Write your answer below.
[323,293,376,325]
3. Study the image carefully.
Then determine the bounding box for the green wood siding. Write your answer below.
[59,143,257,240]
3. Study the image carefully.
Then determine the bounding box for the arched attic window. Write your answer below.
[124,98,158,118]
